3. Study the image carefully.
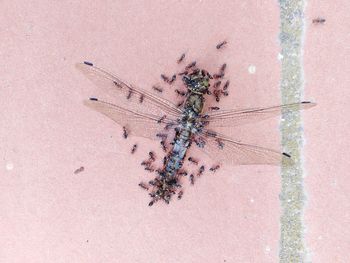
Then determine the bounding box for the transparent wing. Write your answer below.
[76,62,183,119]
[195,129,292,166]
[202,102,316,128]
[84,98,179,140]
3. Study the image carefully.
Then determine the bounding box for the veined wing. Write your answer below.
[195,129,292,166]
[202,102,316,128]
[76,62,183,119]
[84,98,179,140]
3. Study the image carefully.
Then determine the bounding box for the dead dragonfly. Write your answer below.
[76,60,315,206]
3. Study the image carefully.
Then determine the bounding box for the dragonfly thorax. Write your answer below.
[184,93,205,115]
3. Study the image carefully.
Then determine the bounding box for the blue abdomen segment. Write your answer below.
[164,129,191,177]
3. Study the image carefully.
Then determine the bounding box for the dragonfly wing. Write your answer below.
[202,102,316,128]
[84,98,179,140]
[195,130,292,166]
[76,62,183,119]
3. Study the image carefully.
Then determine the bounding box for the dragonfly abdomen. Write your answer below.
[164,125,193,178]
[163,92,205,178]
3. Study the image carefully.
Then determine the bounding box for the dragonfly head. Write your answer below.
[182,71,210,94]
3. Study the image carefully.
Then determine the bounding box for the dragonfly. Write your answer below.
[76,61,315,206]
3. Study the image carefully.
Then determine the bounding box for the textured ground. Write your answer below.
[1,1,349,262]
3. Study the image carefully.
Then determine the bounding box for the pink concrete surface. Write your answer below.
[0,1,346,263]
[304,1,350,262]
